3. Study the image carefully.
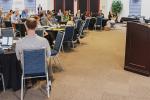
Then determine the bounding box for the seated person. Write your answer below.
[106,16,116,28]
[76,10,81,19]
[66,16,75,26]
[47,14,57,25]
[63,11,70,22]
[3,10,13,21]
[108,11,113,20]
[39,12,49,26]
[98,10,104,18]
[11,10,20,24]
[15,18,53,80]
[21,9,28,19]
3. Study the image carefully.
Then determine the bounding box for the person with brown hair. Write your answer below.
[16,18,53,86]
[16,18,51,60]
[3,10,13,21]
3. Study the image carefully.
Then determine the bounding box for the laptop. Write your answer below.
[1,37,13,49]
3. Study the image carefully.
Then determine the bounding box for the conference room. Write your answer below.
[0,0,150,100]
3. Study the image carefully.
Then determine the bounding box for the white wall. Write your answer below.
[141,0,150,19]
[12,0,25,10]
[119,0,129,17]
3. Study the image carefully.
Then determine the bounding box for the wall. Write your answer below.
[12,0,24,11]
[0,0,13,12]
[101,0,129,19]
[141,0,150,19]
[48,0,54,11]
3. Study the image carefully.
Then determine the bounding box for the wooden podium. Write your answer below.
[124,22,150,76]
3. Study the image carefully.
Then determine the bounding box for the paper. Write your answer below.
[2,37,8,45]
[8,37,13,46]
[1,37,13,46]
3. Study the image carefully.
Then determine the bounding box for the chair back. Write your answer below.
[35,28,44,37]
[78,22,85,36]
[4,21,12,28]
[53,31,65,52]
[75,19,82,30]
[1,28,14,37]
[55,16,61,22]
[84,18,90,29]
[64,26,74,41]
[22,49,47,77]
[15,23,27,37]
[95,17,103,26]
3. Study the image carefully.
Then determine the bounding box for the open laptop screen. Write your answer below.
[1,28,14,37]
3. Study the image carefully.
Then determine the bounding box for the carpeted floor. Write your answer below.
[1,28,150,100]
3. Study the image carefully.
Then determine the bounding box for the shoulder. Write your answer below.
[36,35,49,43]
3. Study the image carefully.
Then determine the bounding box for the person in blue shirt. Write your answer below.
[21,9,28,19]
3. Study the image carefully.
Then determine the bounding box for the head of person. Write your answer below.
[77,10,80,14]
[39,12,44,18]
[9,10,13,13]
[15,10,19,16]
[69,16,74,21]
[25,18,37,34]
[33,16,40,23]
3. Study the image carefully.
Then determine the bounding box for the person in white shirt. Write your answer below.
[11,10,20,24]
[16,18,53,79]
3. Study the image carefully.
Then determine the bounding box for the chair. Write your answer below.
[73,19,82,41]
[55,16,61,22]
[83,18,90,30]
[63,26,75,48]
[1,27,14,37]
[78,21,85,38]
[21,49,51,100]
[15,23,27,37]
[35,28,44,37]
[75,19,82,31]
[51,31,65,70]
[0,73,5,92]
[94,16,103,30]
[4,21,12,28]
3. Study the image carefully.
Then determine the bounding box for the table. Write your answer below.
[120,17,138,23]
[0,51,21,91]
[45,27,65,46]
